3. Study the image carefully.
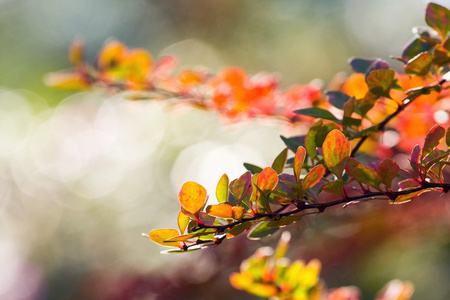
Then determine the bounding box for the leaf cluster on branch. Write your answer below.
[46,2,450,299]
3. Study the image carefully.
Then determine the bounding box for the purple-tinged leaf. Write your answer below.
[402,38,433,62]
[348,57,374,73]
[446,126,450,148]
[405,52,433,76]
[425,2,450,40]
[376,159,400,190]
[422,124,445,160]
[232,171,252,203]
[346,157,382,190]
[398,178,421,191]
[326,91,350,110]
[410,145,422,177]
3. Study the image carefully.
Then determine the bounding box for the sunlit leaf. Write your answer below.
[178,181,208,216]
[322,130,351,178]
[272,148,288,174]
[164,230,216,242]
[254,184,273,214]
[232,206,246,221]
[376,159,400,190]
[294,146,306,182]
[422,124,445,160]
[294,107,341,124]
[425,2,450,40]
[206,203,233,219]
[177,211,190,234]
[257,167,279,193]
[405,52,433,76]
[302,165,326,192]
[148,229,182,249]
[391,189,434,204]
[345,158,382,190]
[216,174,229,203]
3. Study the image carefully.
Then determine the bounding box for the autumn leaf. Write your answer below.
[322,130,351,178]
[148,229,182,249]
[178,181,208,217]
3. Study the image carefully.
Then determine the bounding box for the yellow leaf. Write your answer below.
[178,181,208,216]
[148,229,182,249]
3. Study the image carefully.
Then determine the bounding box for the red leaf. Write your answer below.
[422,124,445,160]
[376,159,400,190]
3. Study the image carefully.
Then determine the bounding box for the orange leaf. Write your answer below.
[257,167,279,193]
[294,146,306,182]
[232,206,245,221]
[148,229,182,249]
[69,38,84,67]
[206,204,233,219]
[97,40,126,69]
[178,181,208,216]
[302,164,326,192]
[323,130,351,178]
[44,72,90,90]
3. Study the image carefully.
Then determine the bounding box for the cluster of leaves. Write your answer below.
[230,232,414,300]
[45,39,322,122]
[48,2,450,300]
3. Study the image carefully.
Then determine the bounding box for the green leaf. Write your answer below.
[376,159,400,190]
[244,163,263,174]
[294,107,341,124]
[322,130,351,178]
[271,148,288,174]
[216,173,229,203]
[305,120,322,158]
[391,189,435,204]
[405,52,433,76]
[446,126,450,148]
[253,184,273,214]
[345,157,382,190]
[248,221,279,240]
[226,222,253,239]
[365,69,395,98]
[302,164,326,192]
[294,146,307,182]
[321,180,346,196]
[326,91,350,109]
[422,124,445,160]
[280,135,305,153]
[426,2,450,40]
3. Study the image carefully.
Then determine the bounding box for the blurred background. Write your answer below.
[1,0,450,299]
